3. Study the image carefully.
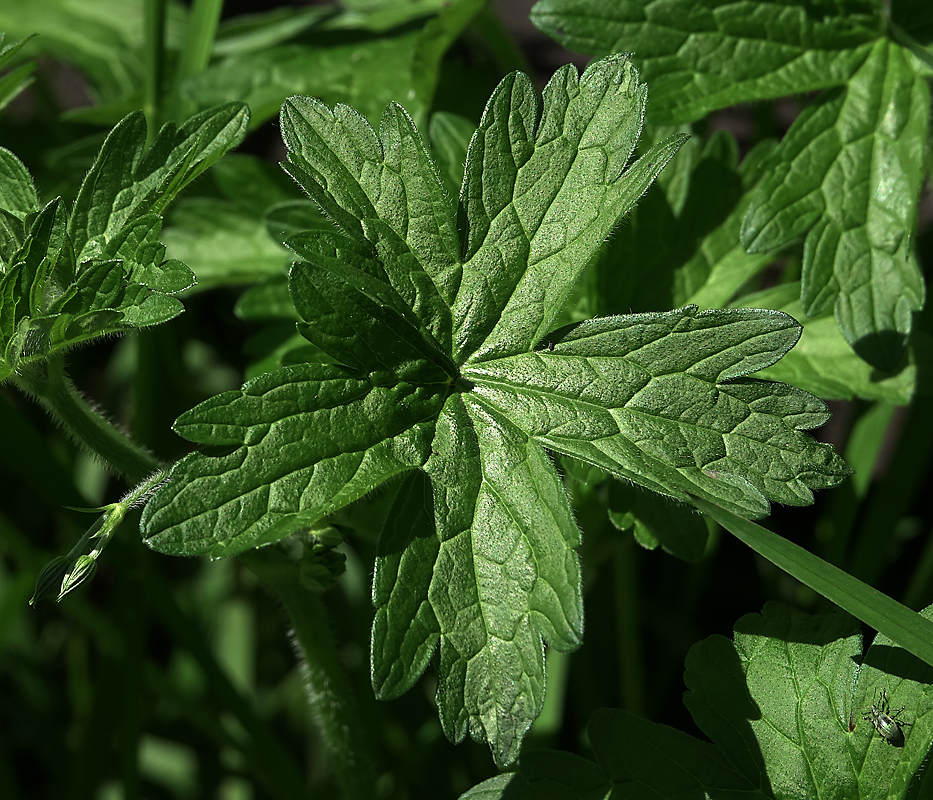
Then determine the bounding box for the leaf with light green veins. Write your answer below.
[742,40,930,372]
[141,54,849,767]
[466,306,850,518]
[464,602,931,800]
[452,56,686,362]
[529,0,878,125]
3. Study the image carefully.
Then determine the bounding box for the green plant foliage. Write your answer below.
[693,495,933,671]
[7,2,933,796]
[181,0,486,129]
[733,283,920,404]
[0,0,170,105]
[0,33,35,111]
[0,103,248,383]
[531,0,932,372]
[462,602,933,799]
[140,53,848,766]
[608,481,709,561]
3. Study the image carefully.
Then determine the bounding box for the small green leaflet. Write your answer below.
[0,103,249,383]
[140,54,849,766]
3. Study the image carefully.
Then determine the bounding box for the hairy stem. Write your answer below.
[241,548,379,800]
[15,357,162,483]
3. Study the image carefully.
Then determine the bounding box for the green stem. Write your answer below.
[614,535,644,716]
[177,0,224,83]
[143,0,167,140]
[171,0,225,121]
[15,357,161,484]
[241,548,379,800]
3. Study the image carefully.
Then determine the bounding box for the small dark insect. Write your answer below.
[863,688,911,746]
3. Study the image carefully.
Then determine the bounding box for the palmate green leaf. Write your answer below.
[531,1,932,374]
[529,0,878,125]
[685,603,863,797]
[684,602,933,799]
[141,54,849,767]
[462,603,933,799]
[742,40,930,371]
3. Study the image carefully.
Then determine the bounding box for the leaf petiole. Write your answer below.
[14,355,163,483]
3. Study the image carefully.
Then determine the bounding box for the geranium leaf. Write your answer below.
[141,54,849,767]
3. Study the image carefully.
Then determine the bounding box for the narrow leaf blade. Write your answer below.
[692,495,933,670]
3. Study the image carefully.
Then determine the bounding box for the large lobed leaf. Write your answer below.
[141,54,849,766]
[530,0,932,373]
[0,104,249,382]
[461,603,933,799]
[742,40,929,371]
[530,0,878,125]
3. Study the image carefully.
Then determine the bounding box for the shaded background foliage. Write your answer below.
[1,0,932,798]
